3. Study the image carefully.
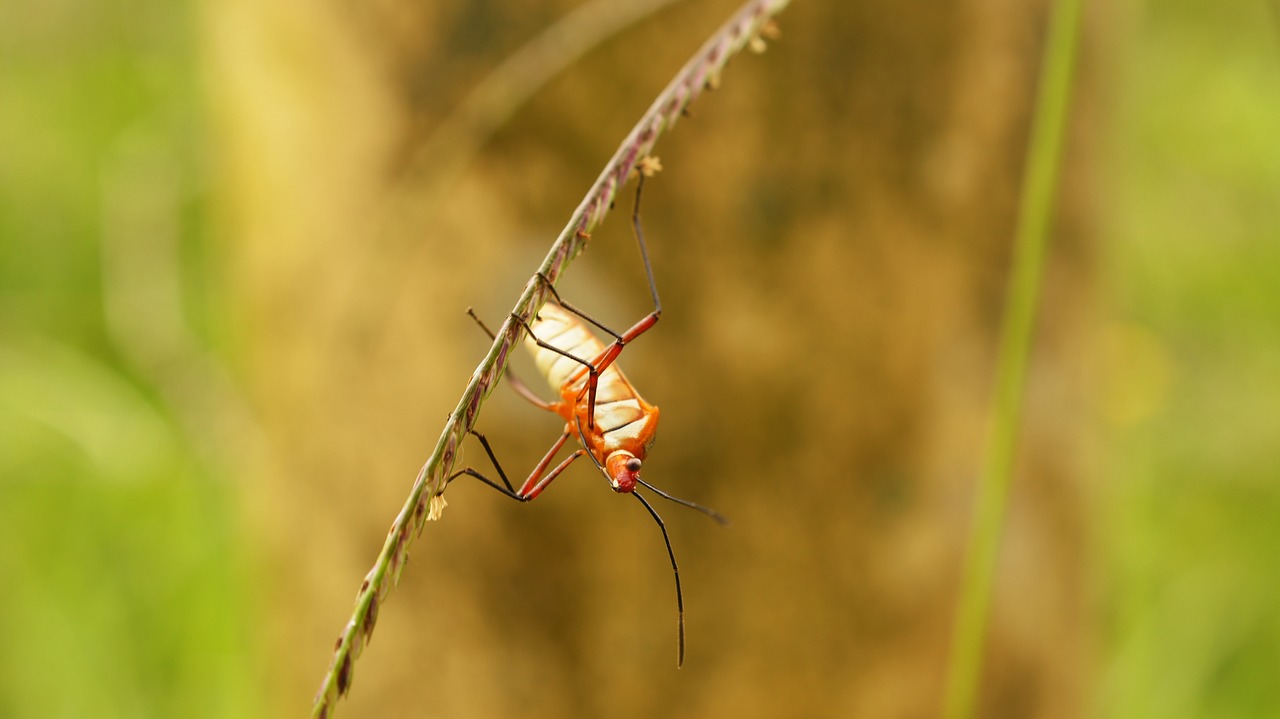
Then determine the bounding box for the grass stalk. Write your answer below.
[941,0,1083,717]
[311,1,790,716]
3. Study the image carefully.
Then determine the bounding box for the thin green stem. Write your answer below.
[310,2,790,717]
[941,0,1082,717]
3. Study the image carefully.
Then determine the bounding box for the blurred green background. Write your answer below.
[1,0,1277,717]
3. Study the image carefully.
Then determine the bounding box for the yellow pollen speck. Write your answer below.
[427,493,448,521]
[637,155,663,177]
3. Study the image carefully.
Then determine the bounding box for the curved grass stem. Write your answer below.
[941,0,1083,717]
[342,0,692,337]
[311,1,791,716]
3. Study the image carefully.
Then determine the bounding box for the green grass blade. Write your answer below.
[941,0,1084,717]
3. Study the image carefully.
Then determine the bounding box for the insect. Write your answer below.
[448,171,726,666]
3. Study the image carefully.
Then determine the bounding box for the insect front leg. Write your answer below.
[447,428,586,502]
[445,429,521,500]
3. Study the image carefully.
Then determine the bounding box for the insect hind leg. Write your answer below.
[630,172,662,316]
[465,308,555,411]
[532,272,623,342]
[531,172,663,338]
[527,176,664,428]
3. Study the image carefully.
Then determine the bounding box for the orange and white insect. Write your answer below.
[521,300,661,494]
[448,173,724,666]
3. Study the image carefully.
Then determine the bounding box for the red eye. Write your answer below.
[625,458,642,473]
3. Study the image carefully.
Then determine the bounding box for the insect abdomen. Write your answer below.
[525,304,647,412]
[527,305,604,391]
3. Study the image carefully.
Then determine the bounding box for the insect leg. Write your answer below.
[512,311,604,429]
[465,308,554,411]
[532,273,622,342]
[576,175,665,419]
[447,428,583,502]
[533,173,663,335]
[446,429,521,500]
[591,172,664,361]
[531,176,664,428]
[519,448,588,501]
[630,173,662,317]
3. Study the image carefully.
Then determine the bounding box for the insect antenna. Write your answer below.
[632,489,685,668]
[573,419,727,526]
[635,477,730,527]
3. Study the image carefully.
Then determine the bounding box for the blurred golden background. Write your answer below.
[2,0,1278,717]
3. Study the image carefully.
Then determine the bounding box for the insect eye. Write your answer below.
[625,458,642,473]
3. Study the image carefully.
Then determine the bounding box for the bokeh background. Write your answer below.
[2,0,1278,717]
